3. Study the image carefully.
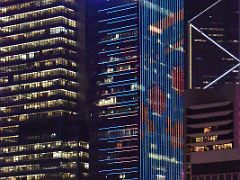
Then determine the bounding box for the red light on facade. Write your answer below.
[172,67,184,94]
[148,85,166,116]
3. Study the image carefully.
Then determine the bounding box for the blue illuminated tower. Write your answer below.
[88,1,184,179]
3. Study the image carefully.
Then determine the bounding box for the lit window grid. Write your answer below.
[0,89,78,105]
[0,58,77,74]
[0,79,78,94]
[0,110,76,123]
[1,6,75,23]
[0,47,77,64]
[0,0,76,15]
[0,140,89,175]
[0,37,77,53]
[0,16,76,33]
[0,1,87,179]
[0,99,76,114]
[1,27,76,45]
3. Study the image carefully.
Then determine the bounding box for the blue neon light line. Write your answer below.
[99,167,138,173]
[98,24,137,33]
[98,3,137,13]
[98,13,137,23]
[107,39,138,46]
[107,17,138,25]
[99,36,138,44]
[107,6,138,14]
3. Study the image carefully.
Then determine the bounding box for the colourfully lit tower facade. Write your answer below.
[0,0,89,179]
[89,0,184,179]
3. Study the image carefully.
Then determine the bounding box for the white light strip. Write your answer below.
[204,63,240,89]
[188,0,223,23]
[190,24,240,89]
[190,24,240,63]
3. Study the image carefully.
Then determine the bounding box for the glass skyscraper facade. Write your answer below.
[0,0,89,179]
[89,0,184,179]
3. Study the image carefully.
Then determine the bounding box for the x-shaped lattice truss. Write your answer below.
[188,0,240,89]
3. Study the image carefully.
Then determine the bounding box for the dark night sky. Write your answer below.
[185,0,219,20]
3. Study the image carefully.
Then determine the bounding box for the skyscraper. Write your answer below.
[185,85,240,180]
[88,0,184,179]
[184,1,240,179]
[186,0,239,89]
[0,0,89,179]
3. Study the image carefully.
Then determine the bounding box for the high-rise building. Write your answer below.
[185,85,240,180]
[88,0,184,179]
[0,0,89,179]
[184,1,240,179]
[185,0,239,89]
